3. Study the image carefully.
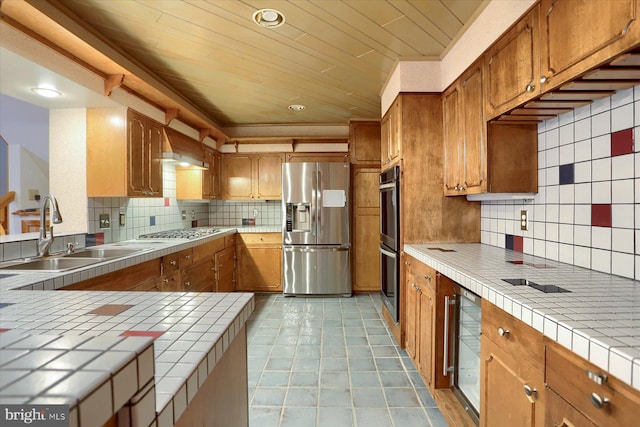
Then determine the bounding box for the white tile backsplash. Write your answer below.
[482,87,639,280]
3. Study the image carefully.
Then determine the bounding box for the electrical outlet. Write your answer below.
[119,213,126,227]
[181,210,187,220]
[99,213,111,229]
[28,189,39,201]
[520,210,528,231]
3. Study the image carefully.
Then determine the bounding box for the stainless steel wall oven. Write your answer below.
[379,166,400,322]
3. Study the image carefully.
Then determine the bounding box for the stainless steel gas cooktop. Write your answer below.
[138,227,220,239]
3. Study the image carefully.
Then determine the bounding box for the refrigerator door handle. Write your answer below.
[316,169,322,236]
[379,246,397,258]
[284,245,350,252]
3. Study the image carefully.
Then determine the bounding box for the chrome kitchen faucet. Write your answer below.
[37,194,63,257]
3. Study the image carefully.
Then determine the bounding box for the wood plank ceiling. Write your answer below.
[55,0,486,127]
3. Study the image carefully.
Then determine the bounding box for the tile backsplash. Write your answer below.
[481,86,640,280]
[208,199,281,226]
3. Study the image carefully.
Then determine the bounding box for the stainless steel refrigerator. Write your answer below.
[282,162,351,296]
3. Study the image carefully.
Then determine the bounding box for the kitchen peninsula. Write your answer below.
[0,228,256,427]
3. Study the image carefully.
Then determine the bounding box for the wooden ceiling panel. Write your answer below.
[11,0,486,127]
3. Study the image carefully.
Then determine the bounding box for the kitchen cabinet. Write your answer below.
[403,255,437,388]
[380,97,401,170]
[176,148,222,201]
[235,233,282,292]
[351,167,380,292]
[223,153,283,200]
[183,257,215,292]
[484,4,541,119]
[443,60,486,195]
[480,299,545,427]
[545,338,640,427]
[539,0,640,93]
[87,108,163,197]
[349,120,381,165]
[61,258,162,291]
[214,245,235,292]
[285,152,350,163]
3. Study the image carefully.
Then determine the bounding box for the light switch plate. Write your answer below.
[520,210,528,231]
[99,214,110,229]
[119,213,126,227]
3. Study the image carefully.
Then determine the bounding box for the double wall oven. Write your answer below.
[379,166,400,322]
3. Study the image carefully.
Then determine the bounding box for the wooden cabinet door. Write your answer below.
[540,0,640,91]
[147,119,163,197]
[223,154,253,199]
[460,62,486,194]
[404,270,418,361]
[380,111,391,168]
[127,110,147,196]
[442,85,461,195]
[236,234,282,292]
[388,98,402,166]
[183,258,215,292]
[417,286,434,387]
[254,153,283,200]
[485,4,540,119]
[202,148,213,198]
[481,336,540,427]
[285,152,349,163]
[215,246,235,292]
[210,149,221,199]
[161,270,182,292]
[352,168,380,292]
[349,120,381,165]
[545,388,597,427]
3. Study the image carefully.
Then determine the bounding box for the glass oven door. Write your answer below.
[379,166,399,251]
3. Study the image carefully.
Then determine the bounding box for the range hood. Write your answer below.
[163,127,208,169]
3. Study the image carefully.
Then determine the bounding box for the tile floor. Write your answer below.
[246,293,448,427]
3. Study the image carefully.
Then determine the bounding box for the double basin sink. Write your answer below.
[0,248,152,273]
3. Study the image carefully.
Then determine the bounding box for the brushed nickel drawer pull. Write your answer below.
[590,392,610,409]
[498,327,510,337]
[523,384,537,398]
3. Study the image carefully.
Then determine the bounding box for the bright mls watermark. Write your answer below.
[0,405,69,426]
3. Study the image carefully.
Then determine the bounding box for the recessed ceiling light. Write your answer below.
[288,104,305,111]
[31,87,62,98]
[252,8,285,28]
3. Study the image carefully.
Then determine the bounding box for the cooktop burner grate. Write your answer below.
[502,278,571,293]
[138,227,220,239]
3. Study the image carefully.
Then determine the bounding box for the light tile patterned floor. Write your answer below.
[246,293,448,427]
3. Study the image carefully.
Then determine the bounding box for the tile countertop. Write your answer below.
[404,243,640,392]
[0,227,257,426]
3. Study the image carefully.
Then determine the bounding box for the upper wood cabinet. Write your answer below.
[484,4,541,119]
[349,120,381,165]
[443,61,486,196]
[176,147,222,201]
[381,97,402,170]
[222,153,284,200]
[203,147,222,199]
[87,108,163,197]
[539,0,640,91]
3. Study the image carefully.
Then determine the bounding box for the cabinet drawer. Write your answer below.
[410,259,437,293]
[162,252,180,274]
[481,300,544,364]
[224,234,236,248]
[239,233,281,245]
[178,248,194,269]
[545,339,640,427]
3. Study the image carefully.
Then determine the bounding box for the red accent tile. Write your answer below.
[592,204,612,227]
[507,260,524,264]
[88,304,133,316]
[96,232,104,245]
[164,197,170,207]
[611,128,634,156]
[121,331,164,339]
[513,236,524,253]
[0,329,10,333]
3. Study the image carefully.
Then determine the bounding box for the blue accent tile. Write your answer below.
[150,216,156,226]
[86,234,96,247]
[559,163,574,185]
[505,234,514,250]
[0,303,16,309]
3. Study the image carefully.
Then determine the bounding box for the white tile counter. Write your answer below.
[0,227,256,426]
[404,243,640,392]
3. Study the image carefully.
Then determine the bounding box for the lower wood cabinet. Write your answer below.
[183,257,215,292]
[480,299,545,427]
[236,233,282,292]
[215,245,235,292]
[61,258,161,291]
[545,339,640,427]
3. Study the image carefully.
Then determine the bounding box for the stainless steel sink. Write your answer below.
[64,248,146,259]
[0,257,103,272]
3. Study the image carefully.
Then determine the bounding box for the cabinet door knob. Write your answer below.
[523,384,537,398]
[163,279,169,283]
[540,75,549,84]
[185,255,191,259]
[498,327,510,337]
[525,84,535,92]
[170,260,176,266]
[424,274,432,281]
[590,392,610,409]
[184,281,191,288]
